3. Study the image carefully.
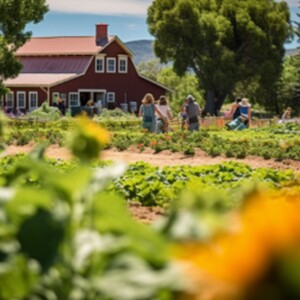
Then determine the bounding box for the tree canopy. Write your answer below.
[147,0,292,115]
[0,0,48,95]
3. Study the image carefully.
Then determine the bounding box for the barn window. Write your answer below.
[17,91,26,109]
[52,92,59,103]
[5,92,14,108]
[118,56,128,73]
[107,58,116,73]
[107,92,115,103]
[95,56,105,73]
[69,93,80,107]
[29,92,38,111]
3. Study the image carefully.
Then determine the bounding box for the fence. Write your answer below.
[170,117,279,129]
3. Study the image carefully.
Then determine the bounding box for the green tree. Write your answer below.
[147,0,292,115]
[157,67,204,113]
[136,59,163,81]
[137,60,204,112]
[276,55,300,115]
[0,0,48,95]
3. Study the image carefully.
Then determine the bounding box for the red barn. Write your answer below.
[3,24,169,113]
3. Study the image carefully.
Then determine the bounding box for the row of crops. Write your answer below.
[1,114,300,299]
[0,155,297,207]
[4,118,300,160]
[1,141,300,299]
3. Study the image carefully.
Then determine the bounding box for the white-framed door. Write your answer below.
[78,89,106,107]
[29,92,38,111]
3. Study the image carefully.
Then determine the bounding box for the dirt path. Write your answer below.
[4,144,300,171]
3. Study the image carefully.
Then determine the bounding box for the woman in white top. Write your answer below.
[281,107,292,121]
[156,95,173,133]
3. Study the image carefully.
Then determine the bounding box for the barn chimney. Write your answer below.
[96,23,108,46]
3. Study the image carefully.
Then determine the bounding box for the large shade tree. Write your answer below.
[147,0,292,115]
[0,0,48,95]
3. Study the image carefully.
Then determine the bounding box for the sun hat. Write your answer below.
[186,95,195,102]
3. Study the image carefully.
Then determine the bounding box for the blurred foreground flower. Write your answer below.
[67,117,110,162]
[175,189,300,300]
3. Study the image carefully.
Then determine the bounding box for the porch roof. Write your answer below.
[4,73,79,87]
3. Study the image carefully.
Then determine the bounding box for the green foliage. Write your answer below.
[0,0,48,94]
[157,66,205,112]
[276,55,300,115]
[112,161,296,207]
[3,119,300,161]
[26,102,61,121]
[0,116,300,298]
[147,0,292,114]
[0,140,179,299]
[136,59,163,81]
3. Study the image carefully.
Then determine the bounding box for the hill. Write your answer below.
[125,40,157,65]
[125,40,299,66]
[285,48,300,56]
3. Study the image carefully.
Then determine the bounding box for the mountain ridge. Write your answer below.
[125,39,299,66]
[125,40,157,65]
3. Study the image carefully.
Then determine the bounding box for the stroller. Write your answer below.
[226,116,247,130]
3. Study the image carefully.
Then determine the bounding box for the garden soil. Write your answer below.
[4,144,300,223]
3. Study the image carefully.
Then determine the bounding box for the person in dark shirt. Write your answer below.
[58,97,66,115]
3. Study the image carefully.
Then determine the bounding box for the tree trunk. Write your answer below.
[215,94,227,116]
[203,91,227,116]
[203,90,216,116]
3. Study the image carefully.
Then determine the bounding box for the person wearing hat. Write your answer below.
[184,95,201,132]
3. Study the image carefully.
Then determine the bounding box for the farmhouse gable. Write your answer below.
[3,24,169,113]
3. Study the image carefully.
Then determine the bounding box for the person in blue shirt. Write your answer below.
[239,98,251,127]
[139,93,164,133]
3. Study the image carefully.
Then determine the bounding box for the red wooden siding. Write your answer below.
[4,87,47,111]
[5,38,168,111]
[52,41,166,108]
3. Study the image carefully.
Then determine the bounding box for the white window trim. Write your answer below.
[69,92,80,107]
[17,91,26,109]
[107,92,115,103]
[95,55,105,73]
[29,92,38,110]
[5,92,14,108]
[118,56,128,73]
[106,58,116,73]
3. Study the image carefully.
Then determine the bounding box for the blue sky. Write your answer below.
[26,0,299,48]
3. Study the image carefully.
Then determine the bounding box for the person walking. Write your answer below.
[139,93,164,133]
[184,95,201,132]
[156,95,173,133]
[180,98,189,130]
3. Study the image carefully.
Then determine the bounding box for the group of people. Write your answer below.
[138,93,173,133]
[226,97,252,130]
[3,107,25,118]
[138,93,201,133]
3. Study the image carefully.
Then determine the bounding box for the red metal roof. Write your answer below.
[20,56,92,74]
[16,36,114,56]
[4,73,79,87]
